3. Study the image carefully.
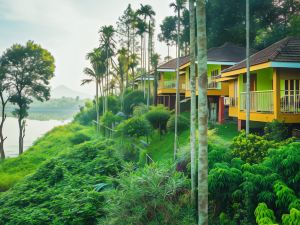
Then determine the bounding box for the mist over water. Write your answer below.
[1,117,69,157]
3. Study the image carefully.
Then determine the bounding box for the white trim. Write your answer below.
[271,62,300,68]
[195,60,237,66]
[157,68,176,72]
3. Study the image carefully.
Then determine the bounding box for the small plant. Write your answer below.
[167,114,189,133]
[264,120,289,141]
[145,105,170,136]
[70,131,91,145]
[117,117,152,139]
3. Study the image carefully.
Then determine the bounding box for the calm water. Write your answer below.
[1,117,69,157]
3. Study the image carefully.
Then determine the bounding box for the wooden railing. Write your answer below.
[280,90,300,113]
[240,90,274,112]
[158,80,186,90]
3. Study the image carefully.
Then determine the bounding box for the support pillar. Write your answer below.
[218,97,225,124]
[238,119,243,131]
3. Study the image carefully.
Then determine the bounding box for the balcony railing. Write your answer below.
[280,90,300,113]
[240,90,274,112]
[158,80,185,90]
[229,97,238,107]
[208,75,221,89]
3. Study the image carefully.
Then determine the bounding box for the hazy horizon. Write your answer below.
[0,0,177,97]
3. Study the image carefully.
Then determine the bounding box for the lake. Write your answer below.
[1,117,69,157]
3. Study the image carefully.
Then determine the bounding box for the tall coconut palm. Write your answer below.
[189,0,197,208]
[151,53,160,106]
[196,0,208,224]
[170,0,186,160]
[99,25,116,113]
[81,48,106,132]
[246,0,250,135]
[136,18,147,97]
[137,4,156,108]
[129,53,139,89]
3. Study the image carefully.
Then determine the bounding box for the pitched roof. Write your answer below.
[223,37,300,73]
[157,43,251,70]
[158,55,190,70]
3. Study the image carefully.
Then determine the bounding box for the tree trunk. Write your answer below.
[246,0,250,135]
[143,32,147,98]
[18,117,25,155]
[189,0,197,209]
[106,45,109,113]
[196,0,208,224]
[0,95,7,159]
[132,67,135,90]
[154,67,158,106]
[174,8,181,160]
[147,20,151,109]
[140,35,143,91]
[96,80,99,133]
[126,27,130,88]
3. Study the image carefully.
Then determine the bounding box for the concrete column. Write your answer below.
[218,97,225,124]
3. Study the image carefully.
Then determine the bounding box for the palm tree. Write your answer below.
[81,48,106,132]
[158,16,177,59]
[151,53,160,106]
[196,0,208,224]
[137,4,156,108]
[189,0,197,208]
[246,0,250,135]
[129,53,139,89]
[170,0,186,160]
[136,18,147,97]
[99,25,116,113]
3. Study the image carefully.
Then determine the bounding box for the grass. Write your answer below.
[0,122,95,192]
[147,121,239,163]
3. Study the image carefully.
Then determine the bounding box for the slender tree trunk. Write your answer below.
[189,0,197,209]
[174,8,181,160]
[101,78,105,115]
[154,67,158,106]
[106,46,109,113]
[96,80,99,133]
[246,0,250,135]
[147,20,151,109]
[0,95,7,159]
[144,32,147,98]
[18,117,25,155]
[140,35,143,91]
[132,68,135,90]
[126,27,130,88]
[167,44,170,60]
[196,0,208,224]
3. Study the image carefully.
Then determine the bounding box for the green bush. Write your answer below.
[117,117,152,139]
[99,164,195,225]
[231,131,294,164]
[133,104,148,117]
[70,131,91,145]
[167,114,189,133]
[145,105,170,135]
[123,90,147,115]
[100,111,122,136]
[264,120,289,141]
[74,96,120,125]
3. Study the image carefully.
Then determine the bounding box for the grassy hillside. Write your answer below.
[0,123,95,191]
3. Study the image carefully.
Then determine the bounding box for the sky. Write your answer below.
[0,0,177,97]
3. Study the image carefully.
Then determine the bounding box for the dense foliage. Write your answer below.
[123,90,147,115]
[167,114,190,133]
[145,105,170,136]
[100,164,195,225]
[0,139,122,225]
[116,116,152,139]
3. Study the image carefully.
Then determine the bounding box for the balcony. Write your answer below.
[240,90,274,113]
[280,90,300,113]
[158,80,186,94]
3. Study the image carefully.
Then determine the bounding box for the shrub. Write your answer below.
[264,120,289,141]
[254,203,276,225]
[70,131,91,145]
[99,164,195,225]
[145,105,170,135]
[117,117,152,139]
[231,131,294,164]
[100,111,122,136]
[167,114,189,133]
[133,104,148,117]
[123,90,147,115]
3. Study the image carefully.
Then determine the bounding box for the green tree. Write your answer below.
[158,16,177,59]
[196,0,208,224]
[1,41,55,155]
[151,53,160,106]
[189,0,197,209]
[81,48,106,132]
[170,0,186,160]
[128,53,139,89]
[99,25,116,113]
[0,61,10,159]
[137,4,156,109]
